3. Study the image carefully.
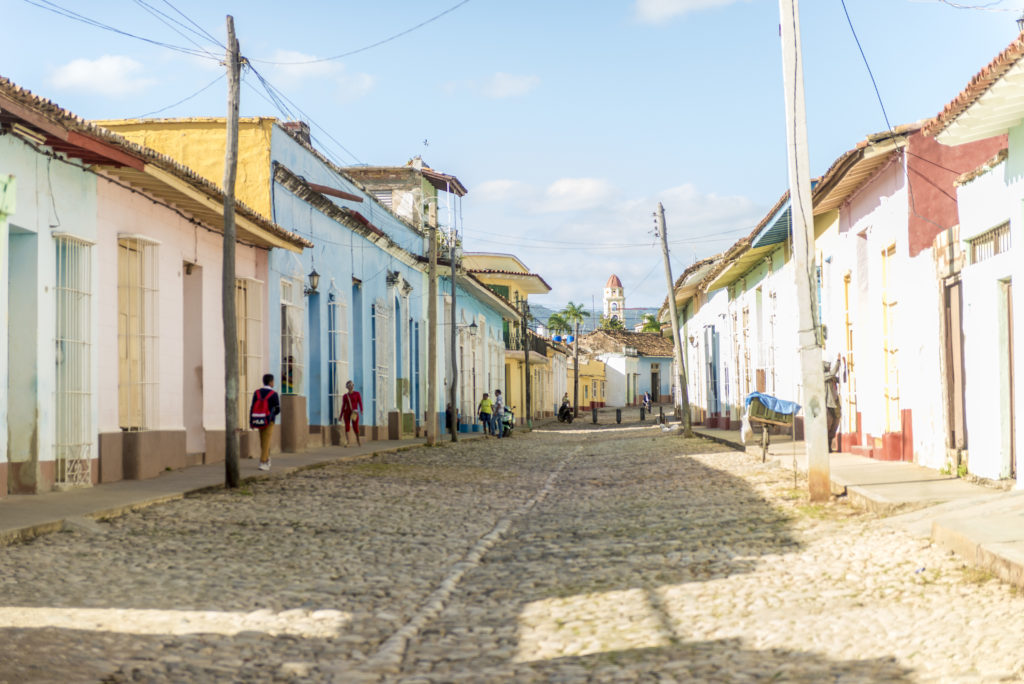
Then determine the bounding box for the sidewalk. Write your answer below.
[694,426,1024,589]
[0,436,428,546]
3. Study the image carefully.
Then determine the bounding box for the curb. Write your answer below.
[0,441,433,547]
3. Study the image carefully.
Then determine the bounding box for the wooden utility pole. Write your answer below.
[656,203,692,436]
[425,202,438,446]
[222,15,241,488]
[449,233,459,442]
[780,0,829,501]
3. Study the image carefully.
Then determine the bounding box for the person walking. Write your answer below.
[250,373,281,471]
[477,392,493,436]
[491,389,505,439]
[340,380,363,447]
[824,353,842,453]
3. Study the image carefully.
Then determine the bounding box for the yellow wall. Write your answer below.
[94,118,276,217]
[473,274,529,306]
[569,359,606,408]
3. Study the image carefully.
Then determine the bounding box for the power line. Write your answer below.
[839,0,893,133]
[132,0,220,60]
[135,72,225,118]
[21,0,219,59]
[250,0,473,65]
[160,0,225,47]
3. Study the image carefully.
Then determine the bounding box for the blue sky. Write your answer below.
[1,0,1020,309]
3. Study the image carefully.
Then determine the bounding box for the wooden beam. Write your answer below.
[142,164,305,252]
[0,93,69,141]
[67,131,145,171]
[307,182,363,202]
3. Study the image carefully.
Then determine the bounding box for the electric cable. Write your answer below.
[249,0,473,65]
[20,0,219,59]
[134,72,225,118]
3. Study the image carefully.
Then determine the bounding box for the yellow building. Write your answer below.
[569,358,607,410]
[462,253,560,423]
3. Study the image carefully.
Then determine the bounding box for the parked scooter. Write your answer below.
[557,400,574,423]
[502,406,515,437]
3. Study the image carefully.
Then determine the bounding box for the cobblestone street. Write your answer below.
[2,428,1023,683]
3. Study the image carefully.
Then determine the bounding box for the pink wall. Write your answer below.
[907,131,1006,257]
[95,175,269,435]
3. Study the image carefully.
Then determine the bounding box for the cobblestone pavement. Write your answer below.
[1,428,1023,683]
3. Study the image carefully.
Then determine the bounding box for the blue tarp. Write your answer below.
[744,392,801,416]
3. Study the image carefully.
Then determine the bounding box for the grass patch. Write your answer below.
[960,565,995,585]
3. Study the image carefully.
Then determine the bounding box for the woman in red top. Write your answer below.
[340,380,363,446]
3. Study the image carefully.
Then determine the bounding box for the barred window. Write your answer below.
[280,277,305,395]
[328,291,349,424]
[55,234,93,486]
[236,278,263,426]
[970,221,1011,264]
[118,235,159,431]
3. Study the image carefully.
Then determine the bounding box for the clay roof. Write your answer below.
[0,77,311,251]
[605,274,622,288]
[581,329,674,357]
[923,33,1024,140]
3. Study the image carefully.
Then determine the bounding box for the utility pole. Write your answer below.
[222,15,241,488]
[425,199,438,446]
[780,0,829,501]
[520,294,532,430]
[449,231,459,442]
[656,202,692,436]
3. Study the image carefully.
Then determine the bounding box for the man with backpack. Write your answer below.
[250,373,281,471]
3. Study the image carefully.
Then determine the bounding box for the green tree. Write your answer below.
[547,313,570,336]
[561,302,587,416]
[640,314,661,333]
[600,315,625,331]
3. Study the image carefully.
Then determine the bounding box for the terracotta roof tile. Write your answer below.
[923,34,1024,138]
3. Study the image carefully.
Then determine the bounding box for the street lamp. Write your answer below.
[304,268,320,296]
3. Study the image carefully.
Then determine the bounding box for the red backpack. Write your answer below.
[250,389,272,428]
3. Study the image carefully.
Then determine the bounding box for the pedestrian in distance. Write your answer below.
[340,380,363,447]
[824,353,842,453]
[477,392,493,436]
[491,389,505,439]
[250,373,281,471]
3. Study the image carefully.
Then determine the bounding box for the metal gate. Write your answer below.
[55,235,92,487]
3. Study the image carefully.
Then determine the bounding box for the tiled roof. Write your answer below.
[467,268,552,290]
[605,274,622,288]
[923,34,1024,139]
[581,329,675,357]
[0,77,311,250]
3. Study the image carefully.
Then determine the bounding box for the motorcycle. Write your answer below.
[501,406,515,437]
[557,402,574,423]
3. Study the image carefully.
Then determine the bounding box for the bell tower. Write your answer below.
[603,274,624,321]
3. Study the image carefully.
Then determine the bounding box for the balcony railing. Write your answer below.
[504,328,548,355]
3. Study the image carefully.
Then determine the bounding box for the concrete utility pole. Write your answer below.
[449,232,459,442]
[656,203,692,436]
[425,201,438,446]
[780,0,830,501]
[573,322,579,417]
[222,15,241,488]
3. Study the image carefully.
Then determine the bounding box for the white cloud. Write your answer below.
[481,72,540,99]
[50,56,155,96]
[267,50,374,102]
[475,179,534,202]
[541,178,617,212]
[635,0,743,23]
[463,180,765,307]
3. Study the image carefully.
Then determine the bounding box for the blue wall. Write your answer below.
[267,127,426,429]
[637,356,673,401]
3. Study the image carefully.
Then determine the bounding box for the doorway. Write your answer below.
[1000,279,1015,479]
[650,363,660,402]
[182,263,204,456]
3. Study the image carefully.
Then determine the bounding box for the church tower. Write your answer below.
[603,274,625,321]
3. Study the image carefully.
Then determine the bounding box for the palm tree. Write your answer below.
[640,314,661,333]
[547,313,570,336]
[561,302,587,417]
